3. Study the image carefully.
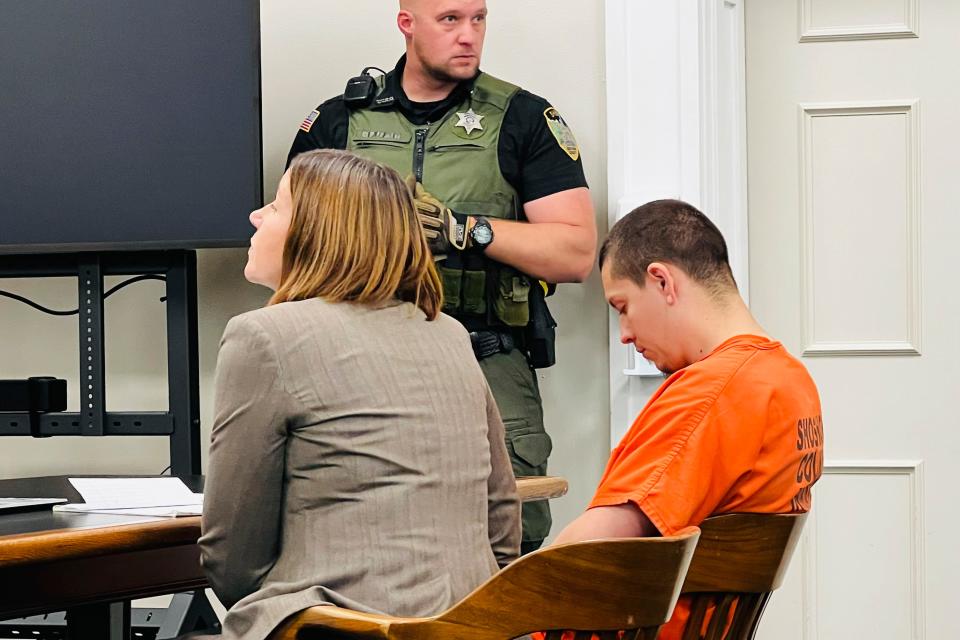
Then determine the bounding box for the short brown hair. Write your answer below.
[270,150,443,319]
[599,199,736,292]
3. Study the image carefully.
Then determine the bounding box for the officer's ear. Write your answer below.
[397,10,415,38]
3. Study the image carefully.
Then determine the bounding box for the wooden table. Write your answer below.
[0,476,206,637]
[0,474,567,637]
[516,475,568,502]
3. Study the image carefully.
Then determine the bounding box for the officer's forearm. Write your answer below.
[483,218,596,283]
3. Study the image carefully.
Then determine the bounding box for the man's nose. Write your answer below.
[457,24,477,46]
[249,209,262,228]
[619,319,633,345]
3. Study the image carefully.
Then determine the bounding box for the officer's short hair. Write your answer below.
[599,199,736,295]
[272,149,443,320]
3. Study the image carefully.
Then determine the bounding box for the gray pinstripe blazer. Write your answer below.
[199,298,520,640]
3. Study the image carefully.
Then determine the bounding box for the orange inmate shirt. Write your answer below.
[590,334,823,640]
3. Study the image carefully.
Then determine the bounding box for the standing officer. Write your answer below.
[287,0,596,553]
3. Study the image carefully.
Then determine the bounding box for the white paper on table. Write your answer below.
[56,477,203,515]
[54,502,203,517]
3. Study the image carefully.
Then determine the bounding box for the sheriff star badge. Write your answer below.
[454,108,484,134]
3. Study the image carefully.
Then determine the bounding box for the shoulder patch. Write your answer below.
[299,109,320,133]
[543,107,579,161]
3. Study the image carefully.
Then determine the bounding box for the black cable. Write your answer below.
[159,465,172,476]
[0,275,167,316]
[104,274,167,299]
[0,290,76,316]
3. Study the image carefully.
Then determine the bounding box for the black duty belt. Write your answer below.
[469,330,515,361]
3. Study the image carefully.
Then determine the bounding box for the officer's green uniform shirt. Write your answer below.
[287,55,587,549]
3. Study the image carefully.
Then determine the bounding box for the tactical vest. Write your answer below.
[347,73,531,330]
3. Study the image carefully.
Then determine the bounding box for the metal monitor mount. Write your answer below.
[0,250,201,475]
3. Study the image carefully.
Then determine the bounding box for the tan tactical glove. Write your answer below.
[406,176,468,259]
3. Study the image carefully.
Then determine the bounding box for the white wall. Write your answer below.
[0,0,609,540]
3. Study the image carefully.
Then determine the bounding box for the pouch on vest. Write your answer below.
[494,268,530,327]
[439,265,462,314]
[440,248,489,317]
[461,269,486,315]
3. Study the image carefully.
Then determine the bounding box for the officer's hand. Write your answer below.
[406,177,468,258]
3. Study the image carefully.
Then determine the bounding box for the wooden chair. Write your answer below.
[269,528,700,640]
[678,513,807,640]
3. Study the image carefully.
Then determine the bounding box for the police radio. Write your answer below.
[343,67,387,108]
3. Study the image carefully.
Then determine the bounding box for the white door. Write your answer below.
[747,1,959,638]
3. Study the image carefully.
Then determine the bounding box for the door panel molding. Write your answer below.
[801,460,926,639]
[799,0,919,42]
[799,100,921,357]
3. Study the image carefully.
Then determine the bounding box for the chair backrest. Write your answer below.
[678,513,807,640]
[273,527,700,640]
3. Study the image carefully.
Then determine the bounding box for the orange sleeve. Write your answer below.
[590,372,765,536]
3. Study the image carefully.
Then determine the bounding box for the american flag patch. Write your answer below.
[299,109,320,133]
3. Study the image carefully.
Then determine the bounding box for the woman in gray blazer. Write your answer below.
[198,149,520,640]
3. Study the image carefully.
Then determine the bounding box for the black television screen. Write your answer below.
[0,0,262,254]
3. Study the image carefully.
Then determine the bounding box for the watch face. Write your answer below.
[472,223,493,245]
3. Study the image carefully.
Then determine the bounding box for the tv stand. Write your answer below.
[0,250,201,475]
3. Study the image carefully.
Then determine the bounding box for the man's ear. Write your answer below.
[397,10,415,38]
[647,262,678,304]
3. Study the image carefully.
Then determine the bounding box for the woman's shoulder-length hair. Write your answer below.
[270,150,442,320]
